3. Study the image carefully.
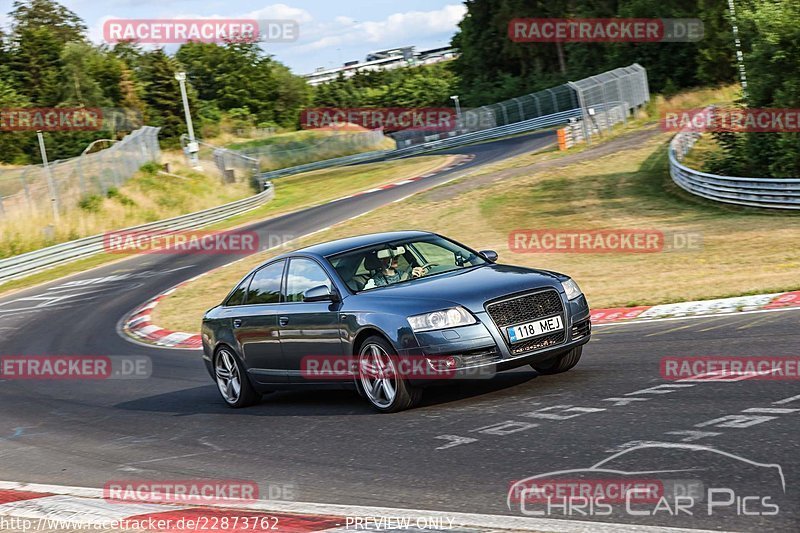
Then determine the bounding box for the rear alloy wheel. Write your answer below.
[531,346,583,375]
[357,336,421,413]
[215,347,260,408]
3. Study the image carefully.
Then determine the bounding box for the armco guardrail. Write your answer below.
[0,187,275,284]
[387,108,584,158]
[669,107,800,210]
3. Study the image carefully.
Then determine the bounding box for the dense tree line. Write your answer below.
[312,64,458,108]
[0,0,310,163]
[451,0,739,104]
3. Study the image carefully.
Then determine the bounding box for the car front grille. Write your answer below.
[486,289,566,355]
[486,289,564,328]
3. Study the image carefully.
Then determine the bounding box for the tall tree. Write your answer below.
[59,42,108,106]
[138,49,188,143]
[9,0,85,44]
[8,0,87,105]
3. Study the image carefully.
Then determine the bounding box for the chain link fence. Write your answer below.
[0,126,161,221]
[183,136,261,189]
[393,63,649,147]
[567,64,649,143]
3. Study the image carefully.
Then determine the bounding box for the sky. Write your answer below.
[0,0,466,74]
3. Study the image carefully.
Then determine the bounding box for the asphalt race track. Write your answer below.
[0,130,798,532]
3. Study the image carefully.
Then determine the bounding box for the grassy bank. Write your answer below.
[0,162,254,259]
[227,129,397,172]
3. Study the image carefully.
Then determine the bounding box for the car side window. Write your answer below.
[224,274,252,306]
[285,258,332,302]
[245,260,285,305]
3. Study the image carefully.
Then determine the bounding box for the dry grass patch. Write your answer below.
[0,161,253,258]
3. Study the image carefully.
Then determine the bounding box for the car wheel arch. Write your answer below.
[213,343,248,378]
[352,327,397,355]
[213,341,238,359]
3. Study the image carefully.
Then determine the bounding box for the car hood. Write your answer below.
[352,264,564,313]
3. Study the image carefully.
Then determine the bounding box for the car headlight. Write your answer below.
[561,278,583,300]
[407,306,477,332]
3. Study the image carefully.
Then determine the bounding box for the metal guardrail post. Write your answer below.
[512,97,525,121]
[532,94,542,116]
[566,81,591,145]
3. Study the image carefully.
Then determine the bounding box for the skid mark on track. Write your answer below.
[642,320,714,337]
[735,314,780,330]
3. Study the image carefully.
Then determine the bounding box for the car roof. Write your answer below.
[291,230,436,257]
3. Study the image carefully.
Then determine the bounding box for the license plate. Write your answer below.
[507,315,563,343]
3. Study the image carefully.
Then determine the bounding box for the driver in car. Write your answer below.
[364,248,427,289]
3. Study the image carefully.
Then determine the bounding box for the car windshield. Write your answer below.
[328,235,487,292]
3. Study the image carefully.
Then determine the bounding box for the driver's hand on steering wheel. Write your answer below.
[411,266,427,278]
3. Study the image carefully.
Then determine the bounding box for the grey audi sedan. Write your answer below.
[201,231,591,412]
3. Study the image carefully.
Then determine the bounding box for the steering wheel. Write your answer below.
[412,262,438,278]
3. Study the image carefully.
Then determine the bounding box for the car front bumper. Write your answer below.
[401,293,591,384]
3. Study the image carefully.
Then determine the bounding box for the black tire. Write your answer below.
[531,346,583,375]
[355,335,422,413]
[214,346,261,408]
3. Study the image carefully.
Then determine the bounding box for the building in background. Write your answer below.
[304,46,458,86]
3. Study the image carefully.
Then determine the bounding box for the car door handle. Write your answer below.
[233,319,242,328]
[279,316,289,327]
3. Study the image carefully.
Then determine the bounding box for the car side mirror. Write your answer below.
[303,285,340,303]
[480,250,498,263]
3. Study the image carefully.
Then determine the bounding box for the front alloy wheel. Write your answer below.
[357,336,421,413]
[215,347,260,408]
[530,346,583,375]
